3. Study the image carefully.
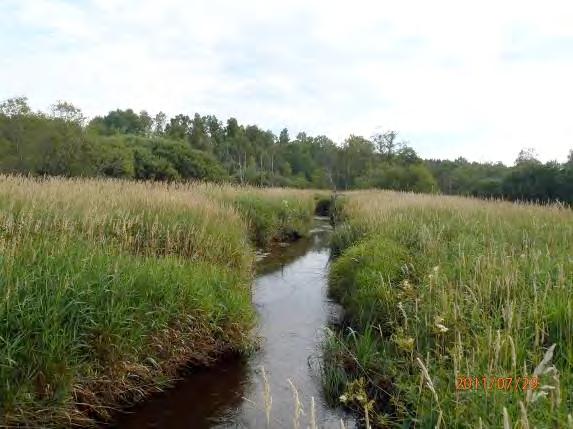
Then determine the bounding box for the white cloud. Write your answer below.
[1,0,572,164]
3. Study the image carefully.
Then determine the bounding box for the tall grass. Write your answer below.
[204,185,319,246]
[324,191,573,427]
[0,175,318,427]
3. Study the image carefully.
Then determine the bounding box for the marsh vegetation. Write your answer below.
[323,191,573,427]
[0,175,319,426]
[1,175,571,428]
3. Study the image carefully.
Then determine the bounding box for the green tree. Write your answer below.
[515,147,540,165]
[139,110,153,136]
[153,112,167,135]
[49,101,85,125]
[189,113,211,151]
[98,109,147,135]
[0,97,33,171]
[279,128,289,145]
[89,136,135,178]
[165,114,192,140]
[0,97,31,117]
[339,135,375,189]
[372,130,400,160]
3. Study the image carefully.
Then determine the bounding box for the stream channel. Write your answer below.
[114,217,355,428]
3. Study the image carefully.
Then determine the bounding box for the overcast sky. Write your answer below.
[1,0,572,164]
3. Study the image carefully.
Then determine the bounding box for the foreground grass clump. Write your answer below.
[0,176,317,427]
[324,191,573,427]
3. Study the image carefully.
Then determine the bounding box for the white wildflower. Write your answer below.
[434,315,449,333]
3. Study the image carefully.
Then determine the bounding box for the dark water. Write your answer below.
[114,218,354,428]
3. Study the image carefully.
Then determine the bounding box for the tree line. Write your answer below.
[1,97,571,204]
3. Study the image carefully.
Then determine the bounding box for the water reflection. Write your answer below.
[113,357,249,428]
[255,219,332,276]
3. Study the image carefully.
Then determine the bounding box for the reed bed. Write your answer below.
[0,175,319,427]
[324,190,573,427]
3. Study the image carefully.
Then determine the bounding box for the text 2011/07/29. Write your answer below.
[455,376,539,392]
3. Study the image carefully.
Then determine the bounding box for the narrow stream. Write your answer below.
[114,218,354,428]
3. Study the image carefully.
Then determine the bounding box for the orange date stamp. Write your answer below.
[456,376,539,392]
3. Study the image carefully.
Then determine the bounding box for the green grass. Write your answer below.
[0,176,318,427]
[231,193,315,246]
[323,191,573,428]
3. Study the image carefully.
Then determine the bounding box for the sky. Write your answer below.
[1,0,572,165]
